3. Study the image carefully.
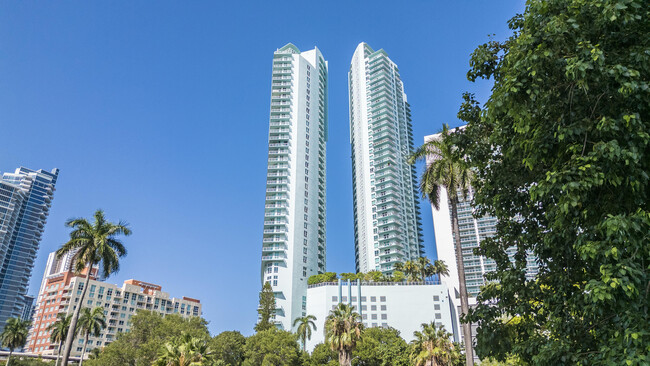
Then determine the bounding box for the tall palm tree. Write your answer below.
[324,303,363,366]
[409,124,474,366]
[47,313,75,366]
[410,322,460,366]
[77,307,106,366]
[293,315,317,352]
[56,209,131,365]
[0,317,30,366]
[154,333,213,366]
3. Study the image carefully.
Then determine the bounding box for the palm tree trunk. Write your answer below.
[450,196,474,366]
[5,349,12,366]
[61,260,93,365]
[78,332,89,366]
[338,350,351,366]
[55,342,62,366]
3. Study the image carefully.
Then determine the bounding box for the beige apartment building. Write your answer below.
[26,253,201,357]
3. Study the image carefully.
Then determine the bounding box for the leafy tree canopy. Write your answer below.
[255,282,277,333]
[209,330,246,366]
[351,326,410,366]
[242,328,302,366]
[454,0,650,364]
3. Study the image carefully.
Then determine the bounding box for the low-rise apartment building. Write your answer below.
[27,270,201,357]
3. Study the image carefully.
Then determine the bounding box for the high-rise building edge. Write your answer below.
[0,167,58,330]
[348,42,424,274]
[260,44,328,331]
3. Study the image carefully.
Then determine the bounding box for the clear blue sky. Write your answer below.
[0,1,524,335]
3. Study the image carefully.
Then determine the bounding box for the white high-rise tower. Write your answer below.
[260,44,328,331]
[348,42,423,274]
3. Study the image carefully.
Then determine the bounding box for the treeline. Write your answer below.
[83,310,464,366]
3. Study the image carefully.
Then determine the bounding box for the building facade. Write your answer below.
[305,280,456,351]
[425,131,539,300]
[261,44,328,331]
[348,42,423,274]
[27,262,201,357]
[0,167,58,331]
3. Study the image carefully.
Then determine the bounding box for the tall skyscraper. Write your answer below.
[260,44,328,331]
[348,42,423,274]
[0,167,58,330]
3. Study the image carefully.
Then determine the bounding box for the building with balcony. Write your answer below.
[0,167,58,332]
[260,43,328,331]
[304,280,457,351]
[348,43,423,274]
[26,254,201,357]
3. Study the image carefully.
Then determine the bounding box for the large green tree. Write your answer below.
[209,331,245,366]
[84,311,210,366]
[154,333,214,366]
[324,303,363,366]
[254,282,277,333]
[242,328,301,366]
[454,0,650,364]
[351,327,410,366]
[56,209,131,365]
[306,343,337,366]
[409,124,474,365]
[0,318,31,366]
[77,307,106,366]
[47,314,75,366]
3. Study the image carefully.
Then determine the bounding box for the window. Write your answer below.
[435,313,442,319]
[303,256,307,263]
[381,314,387,320]
[434,304,440,311]
[371,314,377,320]
[371,305,376,311]
[370,296,376,302]
[380,296,386,302]
[332,296,338,302]
[433,296,440,302]
[380,305,387,311]
[342,297,347,302]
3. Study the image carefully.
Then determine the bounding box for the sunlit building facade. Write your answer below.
[0,167,58,331]
[348,43,423,274]
[260,44,328,331]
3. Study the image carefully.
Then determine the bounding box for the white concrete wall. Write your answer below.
[305,282,455,352]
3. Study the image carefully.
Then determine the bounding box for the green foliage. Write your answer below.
[409,322,462,366]
[362,271,385,282]
[153,333,214,366]
[325,303,364,366]
[391,271,405,282]
[307,272,338,285]
[351,327,409,366]
[292,315,317,352]
[455,0,650,364]
[1,317,30,351]
[306,343,338,366]
[340,273,361,282]
[255,282,277,332]
[84,311,209,366]
[242,328,301,366]
[209,331,246,366]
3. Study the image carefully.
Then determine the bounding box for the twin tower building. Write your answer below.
[260,43,424,331]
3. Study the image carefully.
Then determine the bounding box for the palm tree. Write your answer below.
[324,303,363,366]
[416,257,435,281]
[403,260,420,282]
[47,313,75,366]
[293,314,317,352]
[77,307,106,366]
[409,124,474,365]
[154,333,213,366]
[56,209,131,365]
[433,260,449,278]
[410,322,460,366]
[0,317,30,366]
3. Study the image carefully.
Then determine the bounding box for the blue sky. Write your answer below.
[0,1,524,335]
